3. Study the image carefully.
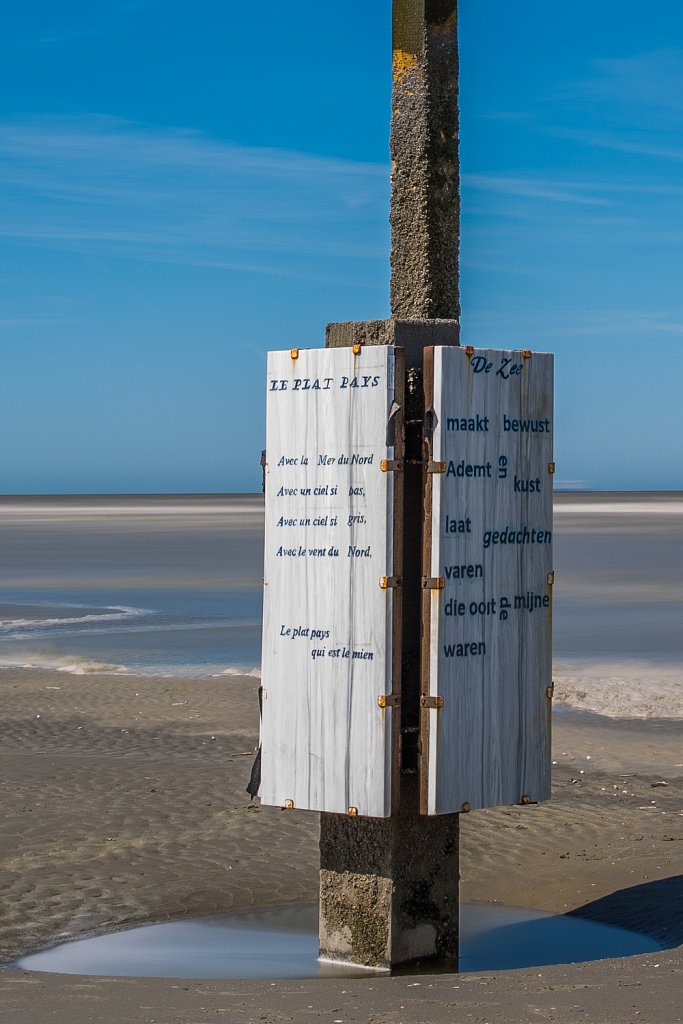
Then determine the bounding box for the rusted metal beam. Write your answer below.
[391,0,460,320]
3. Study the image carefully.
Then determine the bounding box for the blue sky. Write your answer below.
[1,0,682,493]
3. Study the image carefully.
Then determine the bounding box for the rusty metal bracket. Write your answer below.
[522,349,532,359]
[464,346,475,357]
[427,460,446,474]
[378,694,400,709]
[380,576,401,589]
[547,571,555,587]
[548,462,556,474]
[380,458,403,473]
[420,695,444,710]
[422,576,445,590]
[284,799,294,810]
[546,683,555,700]
[290,348,299,360]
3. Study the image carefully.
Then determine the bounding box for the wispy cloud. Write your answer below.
[555,311,683,338]
[483,50,683,167]
[3,1,160,53]
[463,174,613,206]
[464,306,683,340]
[0,116,389,275]
[547,126,683,163]
[534,49,683,164]
[567,49,683,123]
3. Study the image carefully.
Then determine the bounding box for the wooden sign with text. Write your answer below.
[260,346,403,817]
[421,346,554,814]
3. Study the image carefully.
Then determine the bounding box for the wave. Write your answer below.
[0,605,148,633]
[0,653,129,675]
[0,651,261,679]
[554,660,683,719]
[3,618,260,641]
[212,666,261,678]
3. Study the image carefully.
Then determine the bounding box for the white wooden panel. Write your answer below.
[260,347,398,817]
[424,347,553,814]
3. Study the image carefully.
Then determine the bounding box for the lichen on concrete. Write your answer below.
[390,0,459,321]
[319,780,460,968]
[320,869,392,967]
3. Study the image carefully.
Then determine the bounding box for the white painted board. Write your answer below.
[260,347,399,817]
[423,347,553,814]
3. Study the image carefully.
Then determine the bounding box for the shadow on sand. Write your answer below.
[568,874,683,948]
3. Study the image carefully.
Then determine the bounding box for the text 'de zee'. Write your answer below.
[423,346,554,815]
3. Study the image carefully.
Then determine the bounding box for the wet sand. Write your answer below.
[0,667,681,1022]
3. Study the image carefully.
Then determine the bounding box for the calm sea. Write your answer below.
[0,493,681,690]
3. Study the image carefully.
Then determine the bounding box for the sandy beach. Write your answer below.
[0,666,681,1023]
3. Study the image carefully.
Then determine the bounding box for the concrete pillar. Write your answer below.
[320,318,460,968]
[320,777,459,969]
[318,1,461,970]
[390,0,460,320]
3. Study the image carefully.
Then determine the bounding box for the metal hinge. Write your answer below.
[422,576,445,590]
[378,694,400,709]
[380,576,402,589]
[420,695,444,710]
[380,459,403,473]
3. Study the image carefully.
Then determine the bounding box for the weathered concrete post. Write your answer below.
[318,0,461,969]
[390,0,460,320]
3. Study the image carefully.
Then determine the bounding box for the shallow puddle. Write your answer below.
[14,904,662,979]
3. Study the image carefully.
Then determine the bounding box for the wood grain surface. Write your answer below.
[260,347,401,817]
[422,346,554,814]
